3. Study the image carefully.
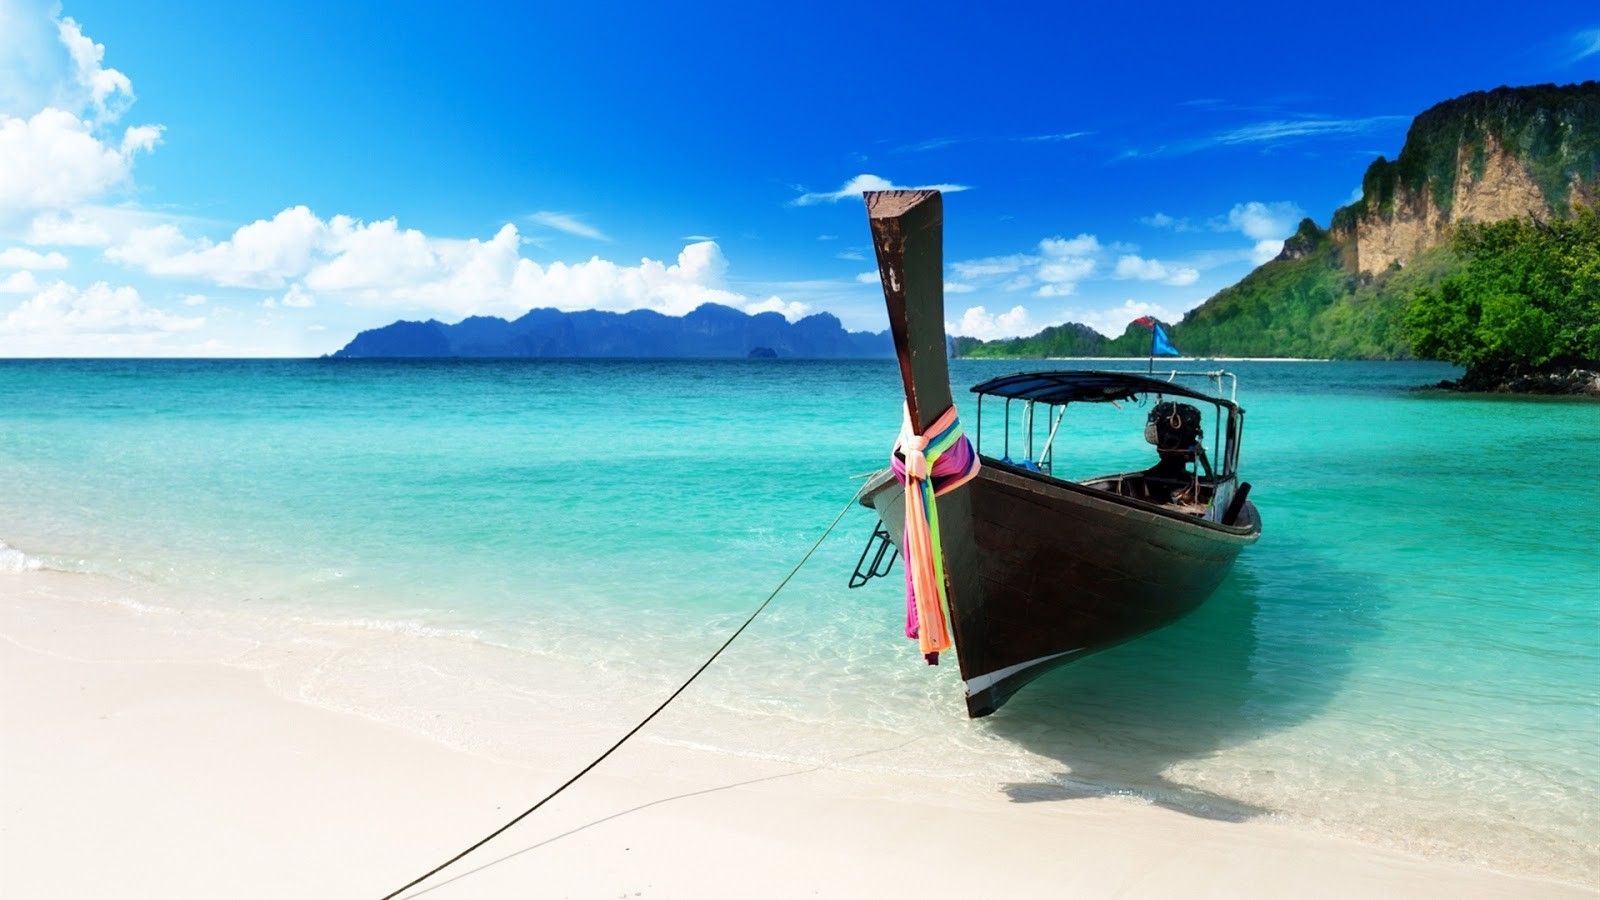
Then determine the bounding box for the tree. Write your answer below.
[1406,207,1600,385]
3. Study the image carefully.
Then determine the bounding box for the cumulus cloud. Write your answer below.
[745,297,812,318]
[528,211,609,241]
[0,271,39,294]
[107,205,325,288]
[0,6,162,224]
[0,280,202,336]
[278,283,315,308]
[106,207,806,320]
[1218,201,1304,264]
[1113,254,1199,286]
[0,246,69,269]
[1224,200,1303,241]
[948,304,1038,340]
[56,15,133,123]
[0,108,160,214]
[788,173,970,206]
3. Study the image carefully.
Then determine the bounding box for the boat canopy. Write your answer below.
[969,370,1240,412]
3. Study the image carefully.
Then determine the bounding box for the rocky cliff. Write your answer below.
[1330,83,1600,276]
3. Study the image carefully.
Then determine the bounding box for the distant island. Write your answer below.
[330,303,892,359]
[959,81,1600,394]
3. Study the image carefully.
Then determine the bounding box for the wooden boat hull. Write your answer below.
[864,463,1260,717]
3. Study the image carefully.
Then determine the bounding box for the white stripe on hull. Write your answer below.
[960,643,1088,695]
[964,648,1085,696]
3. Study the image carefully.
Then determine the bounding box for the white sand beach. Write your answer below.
[1,573,1591,899]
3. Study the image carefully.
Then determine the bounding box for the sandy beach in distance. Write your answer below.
[2,573,1590,899]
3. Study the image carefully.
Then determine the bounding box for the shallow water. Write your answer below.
[1,358,1596,884]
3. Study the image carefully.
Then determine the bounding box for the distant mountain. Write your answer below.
[331,303,893,359]
[959,81,1600,360]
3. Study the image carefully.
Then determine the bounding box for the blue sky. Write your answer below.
[1,0,1596,355]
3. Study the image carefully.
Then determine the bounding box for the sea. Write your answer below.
[2,358,1596,886]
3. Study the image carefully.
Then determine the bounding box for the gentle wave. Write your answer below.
[0,539,44,574]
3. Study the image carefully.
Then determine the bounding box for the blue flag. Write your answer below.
[1151,323,1181,357]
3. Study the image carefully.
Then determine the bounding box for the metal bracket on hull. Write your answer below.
[848,521,898,588]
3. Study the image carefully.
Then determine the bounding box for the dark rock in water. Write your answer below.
[329,302,893,359]
[747,346,778,359]
[1430,367,1600,396]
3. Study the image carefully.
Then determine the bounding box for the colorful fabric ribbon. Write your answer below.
[890,403,980,665]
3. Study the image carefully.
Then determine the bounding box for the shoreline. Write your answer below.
[3,570,1594,898]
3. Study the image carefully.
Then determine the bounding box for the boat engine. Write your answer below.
[1145,401,1203,454]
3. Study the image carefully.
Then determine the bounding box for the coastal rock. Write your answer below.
[1433,367,1600,396]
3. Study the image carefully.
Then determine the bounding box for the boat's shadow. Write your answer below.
[984,545,1380,823]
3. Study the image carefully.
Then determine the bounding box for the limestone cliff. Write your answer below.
[1330,83,1600,276]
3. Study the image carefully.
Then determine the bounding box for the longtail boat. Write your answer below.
[850,190,1261,718]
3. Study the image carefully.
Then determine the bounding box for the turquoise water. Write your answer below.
[2,358,1597,884]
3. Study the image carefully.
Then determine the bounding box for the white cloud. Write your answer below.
[681,233,716,242]
[0,246,69,269]
[948,234,1102,299]
[1213,116,1406,145]
[180,293,207,306]
[56,16,133,124]
[1568,28,1600,64]
[107,206,802,320]
[278,283,315,308]
[0,280,202,336]
[835,248,865,261]
[528,211,609,241]
[1141,211,1195,231]
[0,8,161,222]
[1039,234,1100,257]
[788,173,970,207]
[951,254,1034,279]
[745,297,811,319]
[1113,254,1199,286]
[945,282,975,293]
[949,304,1038,340]
[108,205,326,288]
[1251,239,1286,264]
[1224,200,1304,241]
[854,270,879,284]
[0,271,39,294]
[1075,299,1185,338]
[25,208,110,245]
[0,108,160,214]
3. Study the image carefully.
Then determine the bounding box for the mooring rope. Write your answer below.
[379,482,870,900]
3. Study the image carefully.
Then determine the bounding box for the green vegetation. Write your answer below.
[955,322,1111,358]
[1172,220,1457,359]
[1406,207,1600,386]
